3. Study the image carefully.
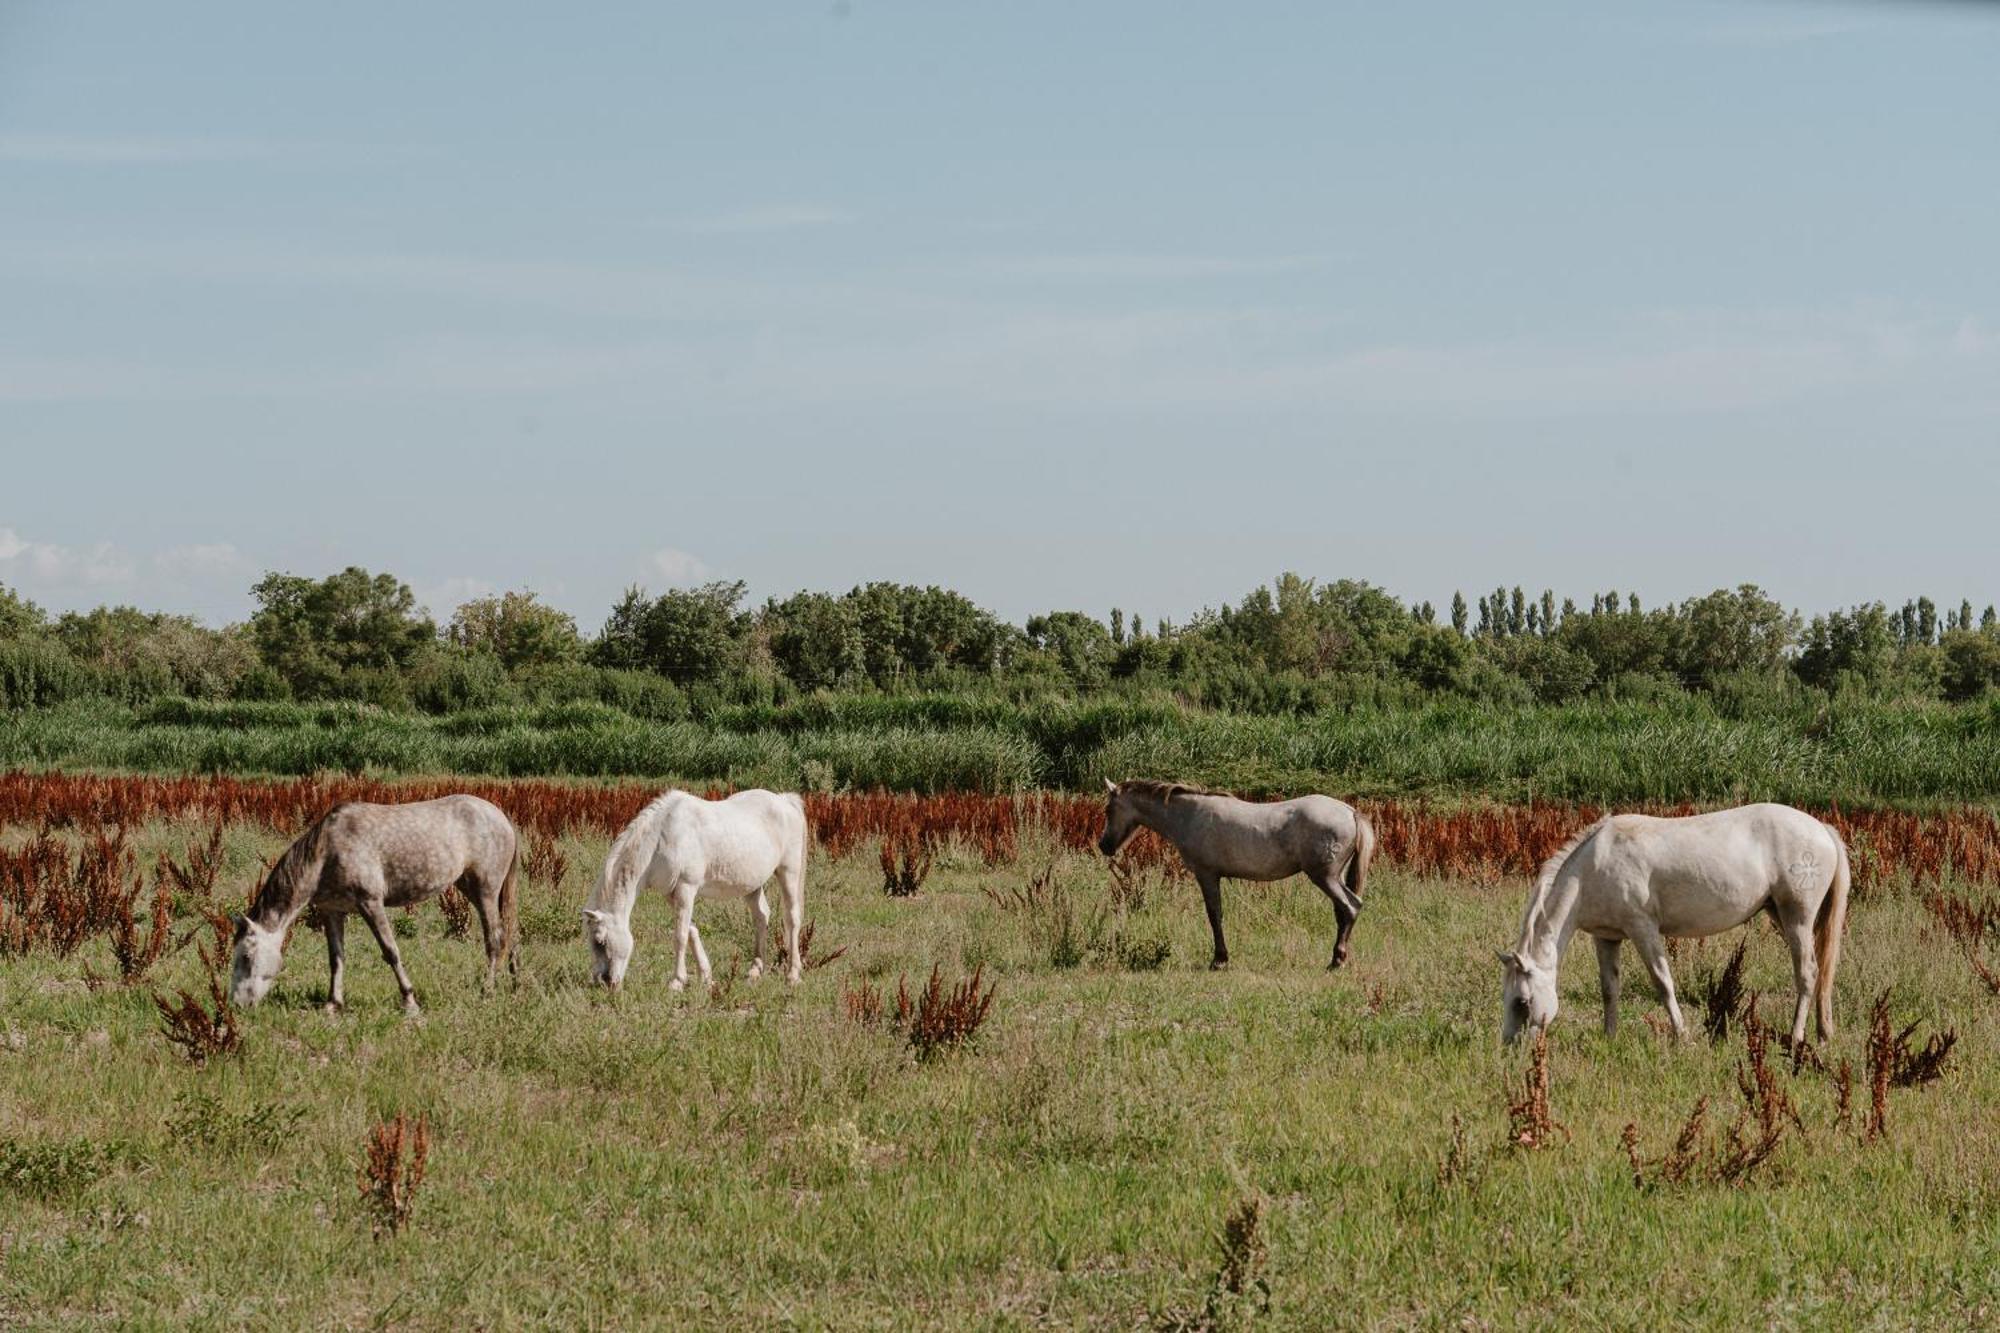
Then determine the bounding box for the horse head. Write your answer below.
[1098,778,1142,857]
[229,915,285,1007]
[582,908,633,989]
[1497,949,1557,1044]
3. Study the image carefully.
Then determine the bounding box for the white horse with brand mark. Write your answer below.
[583,788,807,991]
[1498,802,1850,1047]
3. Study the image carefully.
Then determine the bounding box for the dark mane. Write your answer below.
[249,804,349,920]
[1117,778,1219,803]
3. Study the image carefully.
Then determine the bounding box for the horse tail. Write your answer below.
[500,835,520,977]
[1345,811,1375,901]
[1813,823,1850,1039]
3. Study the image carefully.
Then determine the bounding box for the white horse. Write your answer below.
[1499,802,1850,1046]
[582,788,808,992]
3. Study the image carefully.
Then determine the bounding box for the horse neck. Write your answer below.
[1518,875,1581,967]
[591,815,659,922]
[253,852,323,932]
[1133,792,1201,844]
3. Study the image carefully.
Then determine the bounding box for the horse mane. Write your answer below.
[588,788,687,911]
[1119,778,1219,804]
[1516,817,1610,947]
[250,804,349,920]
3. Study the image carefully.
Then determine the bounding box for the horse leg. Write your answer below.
[688,919,713,988]
[1194,868,1229,970]
[323,913,347,1014]
[1306,868,1360,970]
[779,864,804,985]
[669,886,696,992]
[747,888,770,981]
[1594,936,1622,1037]
[1774,904,1819,1046]
[1630,927,1686,1039]
[465,872,505,993]
[355,897,421,1015]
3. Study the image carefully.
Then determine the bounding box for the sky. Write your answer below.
[3,0,1998,632]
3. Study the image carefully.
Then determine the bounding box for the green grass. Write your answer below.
[12,692,2000,805]
[2,818,1996,1328]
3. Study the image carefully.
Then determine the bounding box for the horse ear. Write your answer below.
[1103,778,1118,793]
[581,909,605,923]
[1495,949,1518,969]
[231,915,249,941]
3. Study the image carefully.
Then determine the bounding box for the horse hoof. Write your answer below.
[746,966,764,982]
[669,978,686,993]
[1209,959,1230,972]
[323,1002,344,1017]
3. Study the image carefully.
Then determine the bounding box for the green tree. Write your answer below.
[608,580,752,684]
[1450,591,1468,636]
[1795,604,1896,693]
[766,591,866,690]
[1023,611,1115,684]
[1672,585,1797,691]
[1939,629,2000,702]
[248,568,436,699]
[448,590,581,670]
[0,582,46,639]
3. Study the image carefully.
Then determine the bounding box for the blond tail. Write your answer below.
[1813,826,1850,1040]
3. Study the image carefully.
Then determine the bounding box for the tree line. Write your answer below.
[4,569,2000,715]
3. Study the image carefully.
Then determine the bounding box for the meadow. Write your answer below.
[3,776,1998,1329]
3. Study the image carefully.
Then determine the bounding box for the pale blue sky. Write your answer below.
[3,1,1997,631]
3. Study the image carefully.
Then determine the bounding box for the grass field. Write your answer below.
[3,807,1997,1330]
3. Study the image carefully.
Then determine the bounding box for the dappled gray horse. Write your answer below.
[1098,779,1376,970]
[230,795,518,1013]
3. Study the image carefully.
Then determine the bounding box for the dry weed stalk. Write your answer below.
[895,963,996,1061]
[1505,1031,1568,1150]
[1693,936,1751,1044]
[358,1112,430,1238]
[841,974,886,1027]
[777,918,848,973]
[879,828,932,898]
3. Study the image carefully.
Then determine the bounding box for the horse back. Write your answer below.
[320,796,513,906]
[659,789,804,894]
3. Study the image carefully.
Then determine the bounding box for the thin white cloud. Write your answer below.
[154,542,253,580]
[420,576,500,619]
[0,527,138,586]
[673,205,858,235]
[650,549,710,586]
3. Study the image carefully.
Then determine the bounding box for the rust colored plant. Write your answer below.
[1505,1031,1567,1150]
[777,919,848,973]
[433,884,471,938]
[154,972,242,1066]
[894,963,996,1061]
[157,821,226,910]
[358,1111,431,1238]
[86,873,173,990]
[1690,935,1751,1044]
[524,832,571,895]
[841,974,886,1028]
[879,827,932,898]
